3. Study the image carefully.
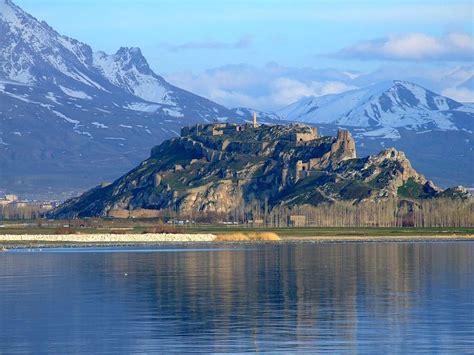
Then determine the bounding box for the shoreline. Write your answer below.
[1,233,473,249]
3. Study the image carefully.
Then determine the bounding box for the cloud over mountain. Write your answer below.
[159,35,254,52]
[166,64,357,110]
[334,32,474,62]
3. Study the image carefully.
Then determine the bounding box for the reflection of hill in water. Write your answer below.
[105,243,472,351]
[1,243,473,353]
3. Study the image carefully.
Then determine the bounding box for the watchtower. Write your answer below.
[252,112,258,128]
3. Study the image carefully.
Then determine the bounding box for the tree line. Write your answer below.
[152,197,473,228]
[0,204,49,220]
[258,198,473,228]
[1,197,472,228]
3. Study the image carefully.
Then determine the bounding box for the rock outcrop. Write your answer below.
[52,123,463,218]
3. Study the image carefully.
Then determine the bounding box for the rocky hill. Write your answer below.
[52,122,466,218]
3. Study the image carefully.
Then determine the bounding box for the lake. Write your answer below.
[1,242,473,353]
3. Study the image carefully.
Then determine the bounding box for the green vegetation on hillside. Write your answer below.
[398,177,433,199]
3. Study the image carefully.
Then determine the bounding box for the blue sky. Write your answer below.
[15,0,473,71]
[14,0,474,109]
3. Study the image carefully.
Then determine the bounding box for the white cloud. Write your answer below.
[442,88,474,103]
[270,78,355,107]
[159,35,254,52]
[335,32,474,61]
[166,64,356,110]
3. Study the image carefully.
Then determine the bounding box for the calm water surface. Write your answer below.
[1,242,473,353]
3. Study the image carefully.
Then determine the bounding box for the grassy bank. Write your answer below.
[1,219,473,237]
[182,226,474,238]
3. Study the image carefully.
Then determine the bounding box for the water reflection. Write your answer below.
[1,243,473,353]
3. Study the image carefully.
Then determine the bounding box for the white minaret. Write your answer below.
[252,112,258,128]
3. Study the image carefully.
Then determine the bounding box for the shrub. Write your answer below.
[110,229,129,234]
[246,232,281,241]
[215,233,250,241]
[215,232,280,242]
[143,225,179,234]
[398,177,434,199]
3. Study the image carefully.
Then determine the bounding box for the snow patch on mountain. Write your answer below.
[163,108,184,118]
[359,127,401,140]
[457,104,474,113]
[59,85,92,100]
[92,122,108,129]
[51,110,79,125]
[125,102,161,112]
[45,92,61,104]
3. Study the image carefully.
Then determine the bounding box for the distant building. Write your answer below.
[0,194,19,206]
[6,194,18,202]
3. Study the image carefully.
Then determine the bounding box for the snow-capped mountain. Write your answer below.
[278,81,473,131]
[92,47,236,120]
[0,0,252,197]
[93,47,169,103]
[0,0,236,119]
[0,0,117,92]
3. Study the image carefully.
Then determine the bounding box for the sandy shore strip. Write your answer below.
[0,233,473,249]
[0,233,217,244]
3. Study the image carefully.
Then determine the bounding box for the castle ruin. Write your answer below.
[179,115,357,185]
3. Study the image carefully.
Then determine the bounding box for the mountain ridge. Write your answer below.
[277,80,472,130]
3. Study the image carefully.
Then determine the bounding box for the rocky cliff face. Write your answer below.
[52,123,459,218]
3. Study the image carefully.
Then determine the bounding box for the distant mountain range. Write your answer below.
[0,0,472,199]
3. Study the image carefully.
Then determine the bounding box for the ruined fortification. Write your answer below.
[178,121,353,183]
